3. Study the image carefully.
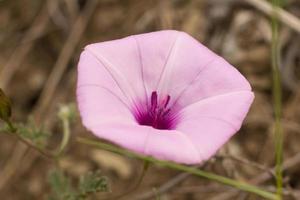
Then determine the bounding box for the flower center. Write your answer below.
[135,91,177,130]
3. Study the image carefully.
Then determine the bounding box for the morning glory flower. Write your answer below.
[77,30,254,164]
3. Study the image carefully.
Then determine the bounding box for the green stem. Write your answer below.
[77,137,279,200]
[112,160,149,200]
[271,0,283,199]
[135,161,150,190]
[57,117,70,156]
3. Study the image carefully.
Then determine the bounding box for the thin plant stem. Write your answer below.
[57,117,70,156]
[4,120,54,159]
[14,131,54,159]
[77,137,279,200]
[271,0,284,199]
[111,160,149,200]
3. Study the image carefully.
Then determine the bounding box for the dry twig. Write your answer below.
[210,151,300,200]
[33,0,98,120]
[0,3,51,90]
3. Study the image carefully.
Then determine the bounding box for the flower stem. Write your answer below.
[271,0,283,199]
[112,160,149,200]
[77,137,279,200]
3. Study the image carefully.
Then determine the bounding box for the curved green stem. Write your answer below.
[112,160,149,200]
[57,117,70,156]
[135,160,150,190]
[77,137,279,200]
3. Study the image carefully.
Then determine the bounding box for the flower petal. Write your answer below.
[84,31,179,105]
[153,31,217,99]
[90,123,200,164]
[176,91,254,161]
[77,51,135,128]
[85,31,186,104]
[144,128,200,164]
[134,30,179,96]
[88,123,149,154]
[170,55,252,109]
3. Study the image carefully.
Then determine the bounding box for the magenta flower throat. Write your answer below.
[77,30,254,164]
[135,91,176,130]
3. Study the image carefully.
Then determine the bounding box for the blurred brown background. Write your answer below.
[0,0,300,199]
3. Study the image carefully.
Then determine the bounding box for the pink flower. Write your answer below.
[77,30,254,164]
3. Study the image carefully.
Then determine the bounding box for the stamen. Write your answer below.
[135,91,176,130]
[151,91,158,110]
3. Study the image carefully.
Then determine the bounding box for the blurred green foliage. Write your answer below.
[48,170,109,200]
[48,170,73,200]
[78,171,110,198]
[15,118,50,148]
